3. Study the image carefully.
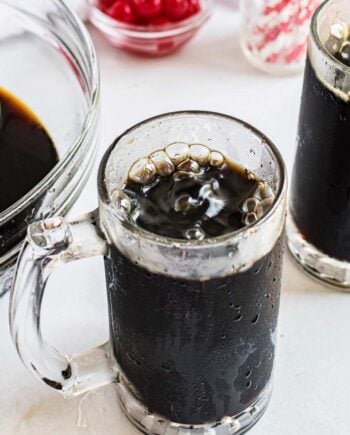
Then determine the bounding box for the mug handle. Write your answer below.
[9,211,119,397]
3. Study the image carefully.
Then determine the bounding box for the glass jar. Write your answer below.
[240,0,321,75]
[0,0,100,296]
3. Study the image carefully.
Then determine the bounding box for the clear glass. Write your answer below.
[10,112,287,434]
[287,0,350,288]
[240,0,321,75]
[88,0,213,56]
[0,0,100,295]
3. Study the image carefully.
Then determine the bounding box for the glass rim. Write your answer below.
[311,0,350,74]
[98,110,287,248]
[0,0,100,224]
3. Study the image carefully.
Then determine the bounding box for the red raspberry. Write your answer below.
[164,0,190,21]
[106,1,136,23]
[132,0,163,19]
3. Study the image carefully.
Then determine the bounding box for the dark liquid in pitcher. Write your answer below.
[0,88,58,261]
[0,88,58,213]
[105,149,283,424]
[291,56,350,261]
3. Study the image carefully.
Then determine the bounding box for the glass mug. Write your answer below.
[10,112,287,434]
[287,0,350,287]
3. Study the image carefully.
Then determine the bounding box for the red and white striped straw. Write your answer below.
[247,0,321,66]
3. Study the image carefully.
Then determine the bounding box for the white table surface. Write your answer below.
[2,2,350,434]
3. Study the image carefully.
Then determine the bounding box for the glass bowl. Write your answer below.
[89,0,213,56]
[0,0,100,295]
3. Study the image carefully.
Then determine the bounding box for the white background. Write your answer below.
[1,2,350,434]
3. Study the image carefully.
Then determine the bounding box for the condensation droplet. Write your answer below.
[226,245,237,258]
[251,314,259,325]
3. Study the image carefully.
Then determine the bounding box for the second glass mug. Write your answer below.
[10,112,287,434]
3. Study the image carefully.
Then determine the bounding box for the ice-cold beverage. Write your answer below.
[104,142,284,424]
[288,0,350,286]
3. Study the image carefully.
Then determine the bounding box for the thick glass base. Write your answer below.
[286,214,350,289]
[116,377,272,435]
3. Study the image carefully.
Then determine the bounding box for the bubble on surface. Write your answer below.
[254,182,274,201]
[260,197,274,209]
[174,194,199,213]
[165,142,190,165]
[184,226,205,240]
[123,143,275,242]
[150,150,175,176]
[209,150,225,167]
[243,212,258,226]
[177,159,200,173]
[242,197,259,213]
[129,157,156,184]
[111,190,132,214]
[256,203,264,218]
[189,144,210,165]
[241,181,275,224]
[172,170,196,182]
